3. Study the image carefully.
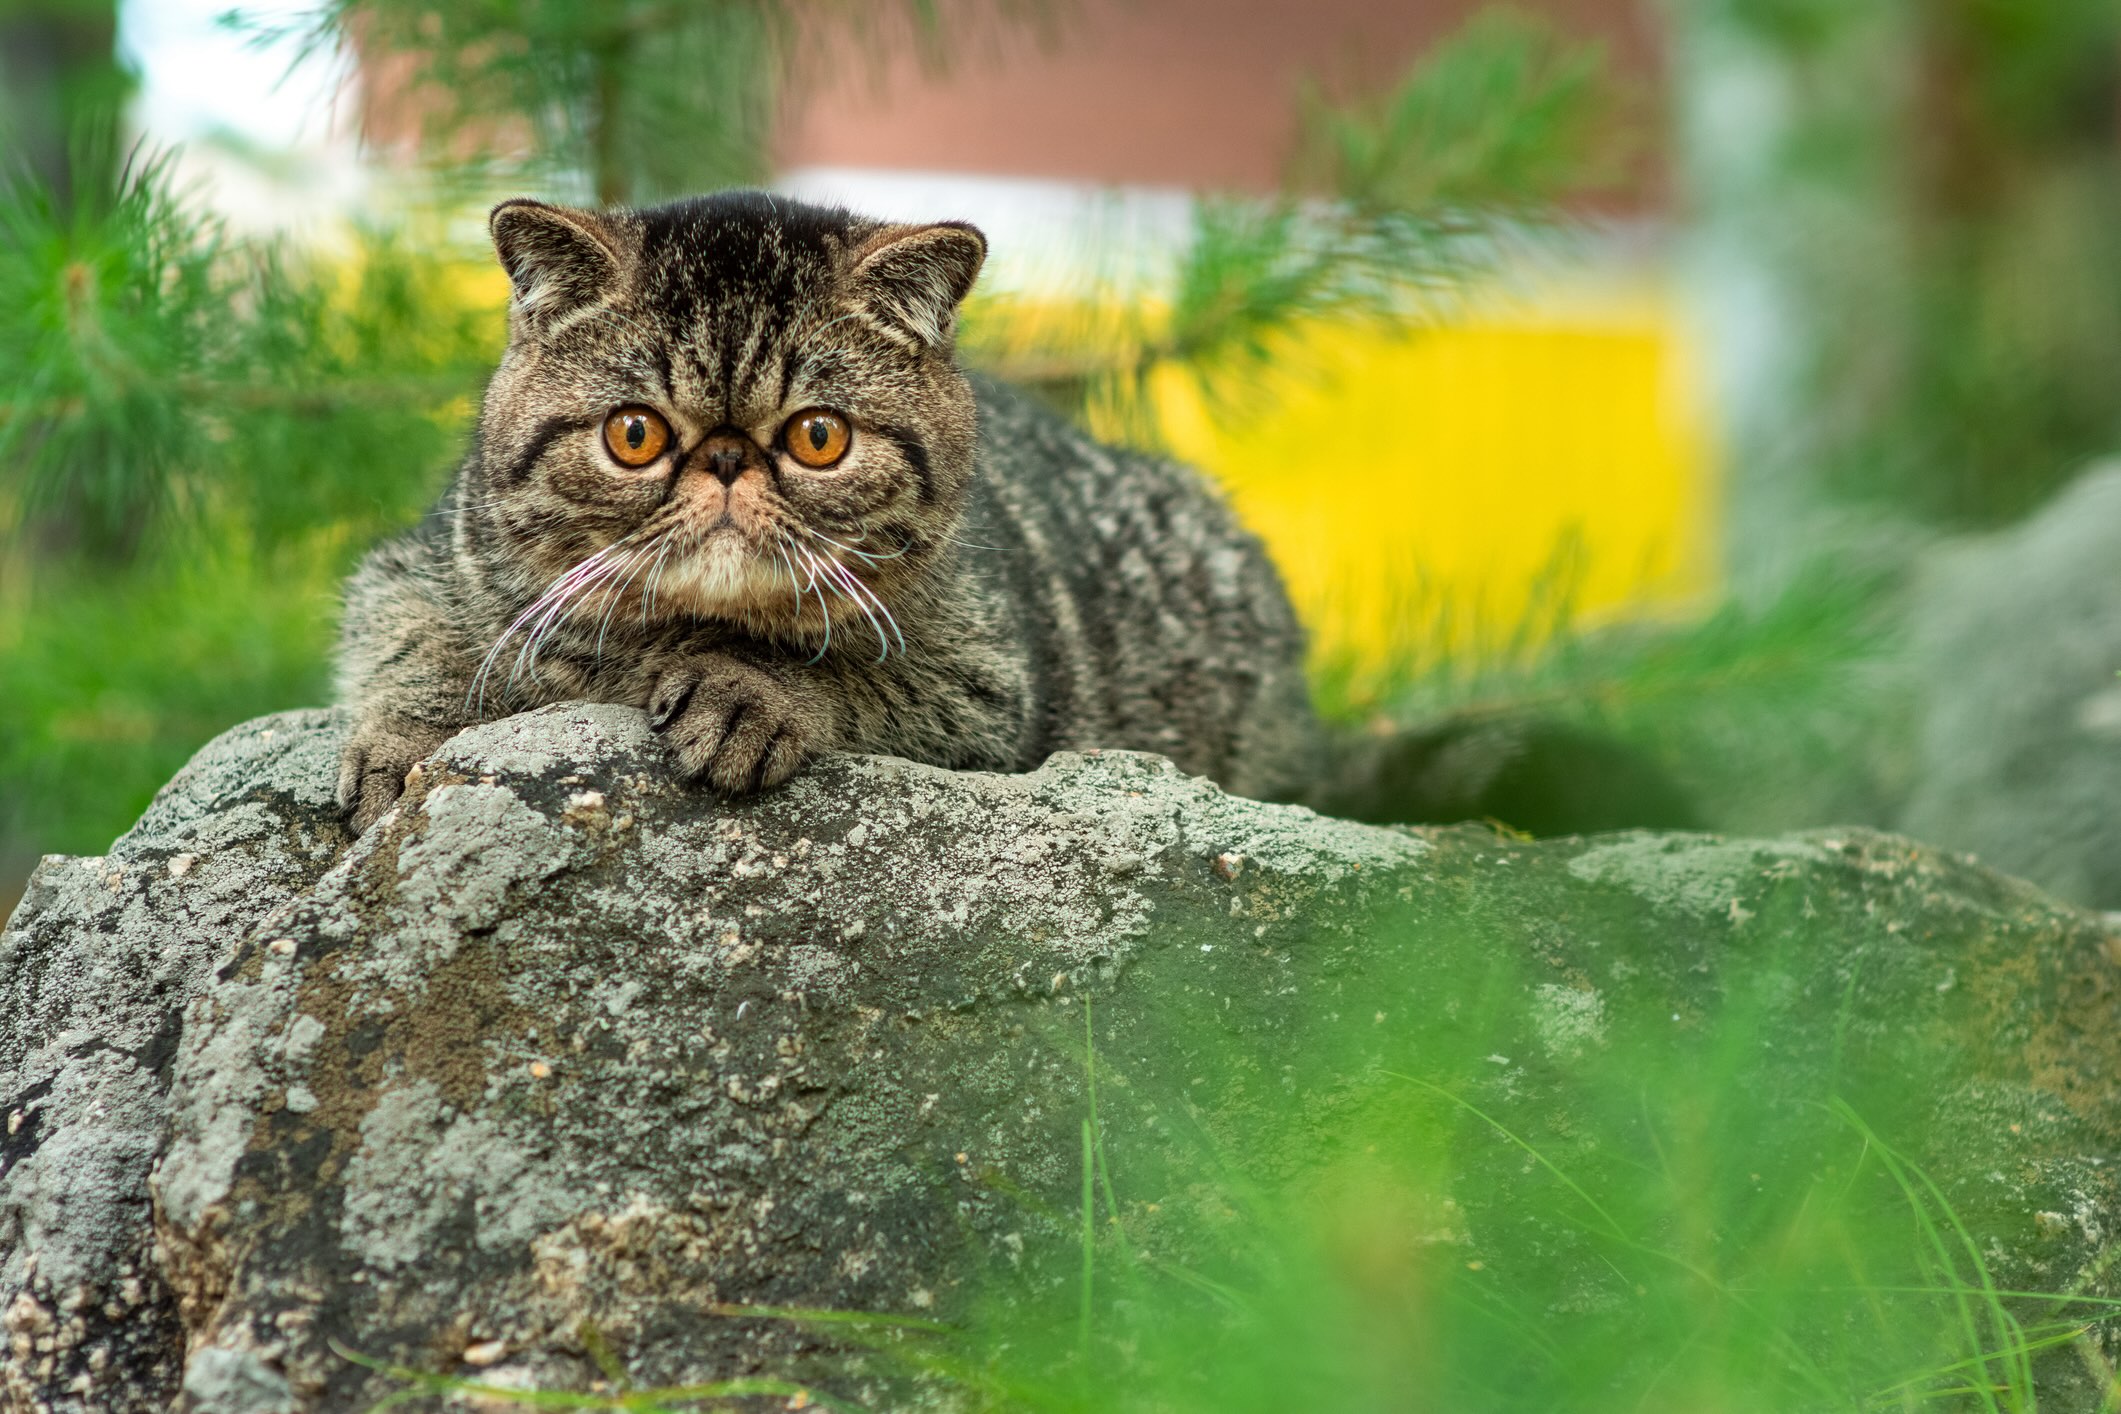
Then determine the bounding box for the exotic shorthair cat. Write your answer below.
[333,191,1323,828]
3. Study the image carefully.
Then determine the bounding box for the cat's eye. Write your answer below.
[602,406,671,468]
[782,409,852,469]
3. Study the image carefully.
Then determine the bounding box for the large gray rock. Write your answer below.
[5,705,2121,1411]
[1,712,354,1413]
[1899,464,2121,908]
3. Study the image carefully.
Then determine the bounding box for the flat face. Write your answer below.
[473,192,979,649]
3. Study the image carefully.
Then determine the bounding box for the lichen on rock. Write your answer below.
[3,704,2120,1411]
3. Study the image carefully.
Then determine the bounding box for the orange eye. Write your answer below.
[783,409,852,468]
[602,406,671,467]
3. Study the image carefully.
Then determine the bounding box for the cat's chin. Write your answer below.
[650,535,793,622]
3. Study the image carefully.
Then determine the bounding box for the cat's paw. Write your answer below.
[647,656,821,794]
[337,715,450,831]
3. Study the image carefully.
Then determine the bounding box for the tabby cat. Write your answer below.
[334,191,1322,828]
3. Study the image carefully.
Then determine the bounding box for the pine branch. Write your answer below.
[965,11,1622,441]
[0,154,493,554]
[230,0,1038,203]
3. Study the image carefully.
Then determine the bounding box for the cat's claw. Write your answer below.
[648,657,817,795]
[337,715,449,832]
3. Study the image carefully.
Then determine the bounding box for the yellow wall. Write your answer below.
[1149,286,1717,699]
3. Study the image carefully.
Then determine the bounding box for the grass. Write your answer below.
[0,527,348,895]
[346,908,2121,1414]
[1308,544,1914,836]
[907,937,2113,1414]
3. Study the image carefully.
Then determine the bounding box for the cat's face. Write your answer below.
[470,192,985,652]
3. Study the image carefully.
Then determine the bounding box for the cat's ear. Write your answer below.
[848,222,987,348]
[490,199,625,327]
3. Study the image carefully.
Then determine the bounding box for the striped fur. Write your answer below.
[334,191,1321,827]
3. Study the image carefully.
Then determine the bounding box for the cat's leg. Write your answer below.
[334,551,482,830]
[639,634,1030,795]
[644,654,832,795]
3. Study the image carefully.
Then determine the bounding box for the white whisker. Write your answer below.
[468,536,642,714]
[470,543,621,712]
[795,543,890,663]
[788,543,835,664]
[590,541,659,661]
[821,555,902,661]
[803,524,909,565]
[510,547,637,690]
[640,533,681,626]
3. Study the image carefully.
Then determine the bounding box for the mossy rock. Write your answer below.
[4,705,2120,1411]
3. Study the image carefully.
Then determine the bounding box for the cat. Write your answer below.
[333,191,1324,828]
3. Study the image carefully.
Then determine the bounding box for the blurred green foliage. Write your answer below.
[246,0,1049,204]
[0,153,497,874]
[1736,0,2121,528]
[361,888,2119,1411]
[926,934,2091,1414]
[1293,9,1618,214]
[0,149,495,550]
[1309,549,1914,838]
[969,12,1623,439]
[0,0,132,213]
[0,540,338,869]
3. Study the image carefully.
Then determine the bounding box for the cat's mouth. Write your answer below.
[652,531,786,619]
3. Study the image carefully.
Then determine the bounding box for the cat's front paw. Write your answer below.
[647,656,822,794]
[337,714,451,831]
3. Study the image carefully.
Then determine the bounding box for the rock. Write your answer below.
[1,711,354,1414]
[4,704,2121,1410]
[1899,464,2121,908]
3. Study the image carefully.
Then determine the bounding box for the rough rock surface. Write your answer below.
[4,705,2121,1411]
[1899,463,2121,908]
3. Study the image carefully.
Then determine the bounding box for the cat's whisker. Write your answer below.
[428,495,510,520]
[797,543,892,663]
[591,541,660,662]
[505,534,650,687]
[640,532,682,627]
[470,539,633,713]
[513,551,634,677]
[803,524,908,564]
[769,534,808,627]
[788,543,836,665]
[776,530,824,597]
[816,559,886,662]
[510,544,640,689]
[821,556,903,661]
[936,530,1009,554]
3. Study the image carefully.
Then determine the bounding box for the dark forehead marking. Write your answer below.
[635,191,858,317]
[633,192,867,416]
[496,413,592,487]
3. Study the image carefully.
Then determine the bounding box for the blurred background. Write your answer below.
[5,0,2121,917]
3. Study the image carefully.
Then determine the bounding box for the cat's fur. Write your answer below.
[334,191,1322,827]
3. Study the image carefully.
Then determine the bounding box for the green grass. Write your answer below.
[1308,542,1916,837]
[347,909,2121,1414]
[883,937,2114,1414]
[0,530,345,872]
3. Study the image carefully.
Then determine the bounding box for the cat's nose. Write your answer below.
[707,447,746,485]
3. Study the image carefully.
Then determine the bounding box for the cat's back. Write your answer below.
[961,378,1321,800]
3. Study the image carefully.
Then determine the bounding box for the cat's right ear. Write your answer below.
[848,221,988,349]
[490,199,624,328]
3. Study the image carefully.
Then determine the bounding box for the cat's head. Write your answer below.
[469,191,986,653]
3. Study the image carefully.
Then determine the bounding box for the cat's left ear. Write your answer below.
[848,222,987,348]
